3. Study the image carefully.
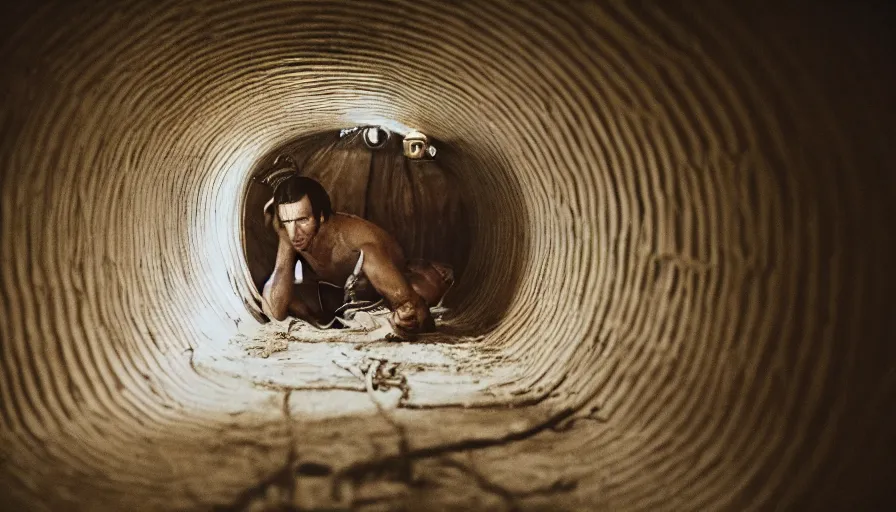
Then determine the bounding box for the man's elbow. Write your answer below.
[261,289,289,321]
[268,306,289,322]
[262,304,288,322]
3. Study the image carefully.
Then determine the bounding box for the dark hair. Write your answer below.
[273,175,333,221]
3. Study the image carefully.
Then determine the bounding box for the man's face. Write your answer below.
[278,196,320,251]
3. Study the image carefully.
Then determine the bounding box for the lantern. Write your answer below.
[403,130,429,159]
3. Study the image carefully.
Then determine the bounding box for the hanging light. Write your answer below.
[363,126,390,149]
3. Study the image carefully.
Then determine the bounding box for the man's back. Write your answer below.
[298,212,406,285]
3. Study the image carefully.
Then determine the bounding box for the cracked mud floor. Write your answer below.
[183,318,607,511]
[194,317,531,416]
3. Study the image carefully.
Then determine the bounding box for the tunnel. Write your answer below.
[1,1,894,510]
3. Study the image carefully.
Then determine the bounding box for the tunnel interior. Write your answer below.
[242,126,475,311]
[2,1,895,510]
[201,124,545,415]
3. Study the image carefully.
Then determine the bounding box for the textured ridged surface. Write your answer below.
[1,1,894,510]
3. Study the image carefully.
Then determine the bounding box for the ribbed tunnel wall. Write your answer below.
[2,1,894,509]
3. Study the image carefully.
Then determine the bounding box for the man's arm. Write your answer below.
[262,204,297,321]
[359,243,432,333]
[262,241,297,321]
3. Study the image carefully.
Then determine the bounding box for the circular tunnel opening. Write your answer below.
[240,125,527,334]
[243,127,471,309]
[207,124,537,405]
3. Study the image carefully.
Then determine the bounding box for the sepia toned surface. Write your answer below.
[1,1,894,510]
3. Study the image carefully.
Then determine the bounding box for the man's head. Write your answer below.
[273,175,332,251]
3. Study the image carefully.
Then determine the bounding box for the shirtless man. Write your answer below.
[261,174,453,335]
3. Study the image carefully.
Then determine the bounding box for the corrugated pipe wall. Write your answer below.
[1,1,893,510]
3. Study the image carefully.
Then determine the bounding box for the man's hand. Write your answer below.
[359,243,435,335]
[390,298,434,334]
[264,198,291,247]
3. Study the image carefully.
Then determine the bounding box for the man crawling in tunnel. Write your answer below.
[260,170,454,336]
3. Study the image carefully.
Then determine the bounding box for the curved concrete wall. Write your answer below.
[1,1,894,509]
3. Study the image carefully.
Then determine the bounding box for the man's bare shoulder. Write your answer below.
[331,213,394,248]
